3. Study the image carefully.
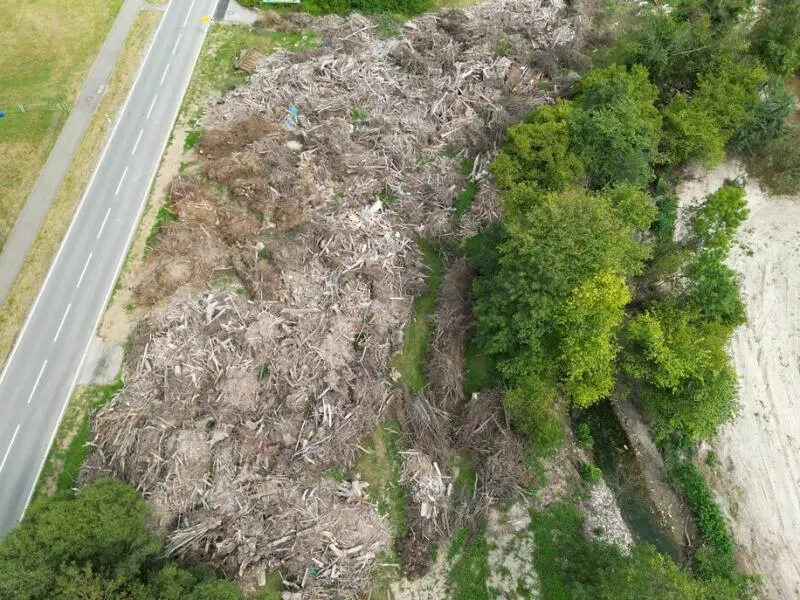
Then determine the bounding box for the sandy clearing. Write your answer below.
[678,160,800,600]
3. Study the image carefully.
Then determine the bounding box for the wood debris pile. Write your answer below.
[86,0,578,594]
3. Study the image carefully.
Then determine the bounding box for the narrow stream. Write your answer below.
[582,403,682,562]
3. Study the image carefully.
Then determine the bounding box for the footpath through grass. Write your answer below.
[0,9,162,370]
[0,0,123,252]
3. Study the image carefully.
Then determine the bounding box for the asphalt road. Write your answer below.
[0,0,145,306]
[0,0,219,537]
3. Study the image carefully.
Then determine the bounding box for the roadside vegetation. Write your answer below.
[0,0,123,252]
[6,0,800,597]
[0,479,245,600]
[0,9,162,369]
[35,379,124,501]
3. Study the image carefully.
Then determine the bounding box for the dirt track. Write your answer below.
[678,161,800,600]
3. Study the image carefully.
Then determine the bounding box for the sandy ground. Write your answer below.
[678,161,800,600]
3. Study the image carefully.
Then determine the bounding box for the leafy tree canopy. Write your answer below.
[0,479,244,600]
[491,101,585,194]
[569,65,663,189]
[474,185,654,398]
[750,0,800,76]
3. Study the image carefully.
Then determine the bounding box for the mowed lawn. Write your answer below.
[0,0,123,252]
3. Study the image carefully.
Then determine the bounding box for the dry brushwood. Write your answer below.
[87,0,580,594]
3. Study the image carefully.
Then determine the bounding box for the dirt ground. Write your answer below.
[678,161,800,600]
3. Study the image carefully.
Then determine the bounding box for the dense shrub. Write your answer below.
[239,0,434,15]
[569,64,662,189]
[0,479,244,600]
[473,185,653,387]
[729,76,795,154]
[750,0,800,76]
[490,102,584,193]
[531,503,746,599]
[743,126,800,195]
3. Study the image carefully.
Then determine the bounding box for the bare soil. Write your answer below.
[678,160,800,600]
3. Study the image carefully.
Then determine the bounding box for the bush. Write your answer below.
[504,378,566,453]
[0,479,244,600]
[580,462,603,484]
[729,76,795,155]
[490,102,584,194]
[744,126,800,195]
[569,64,662,189]
[750,0,800,76]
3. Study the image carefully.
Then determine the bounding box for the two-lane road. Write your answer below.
[0,0,219,536]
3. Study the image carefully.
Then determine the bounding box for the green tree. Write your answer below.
[474,186,653,383]
[689,58,767,141]
[0,480,245,600]
[661,93,726,167]
[490,101,584,193]
[729,75,795,154]
[569,65,663,189]
[558,272,631,407]
[689,183,748,251]
[750,0,800,75]
[681,251,746,327]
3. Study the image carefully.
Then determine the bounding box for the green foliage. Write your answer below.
[652,194,679,243]
[504,377,566,454]
[690,58,767,141]
[557,272,630,407]
[490,102,584,195]
[355,421,407,538]
[729,76,795,154]
[349,106,367,122]
[529,503,742,600]
[609,9,715,96]
[661,93,726,167]
[750,0,800,75]
[671,0,754,31]
[184,128,203,151]
[0,479,243,600]
[579,462,603,484]
[447,528,491,600]
[661,440,756,591]
[623,303,739,439]
[144,199,177,256]
[681,251,746,327]
[688,183,749,251]
[474,185,653,386]
[391,239,443,393]
[575,422,595,450]
[264,0,435,16]
[569,64,662,188]
[744,125,800,195]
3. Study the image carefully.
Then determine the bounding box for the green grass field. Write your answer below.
[0,0,123,251]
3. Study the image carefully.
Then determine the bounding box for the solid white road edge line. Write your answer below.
[53,305,72,343]
[27,361,48,405]
[0,425,21,474]
[0,0,176,390]
[19,0,214,523]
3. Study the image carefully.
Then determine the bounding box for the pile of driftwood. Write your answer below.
[86,0,578,594]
